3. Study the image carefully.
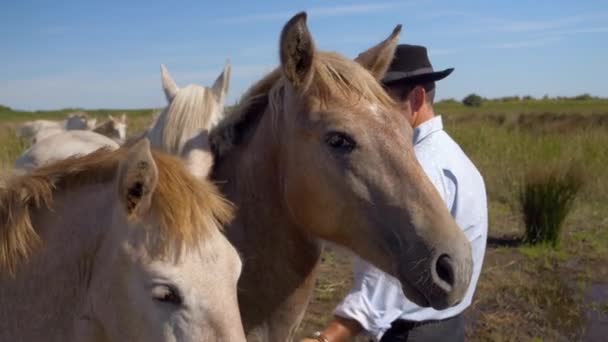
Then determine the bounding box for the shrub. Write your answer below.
[572,93,593,101]
[0,104,11,112]
[519,162,584,247]
[436,98,459,105]
[499,96,521,102]
[462,94,483,107]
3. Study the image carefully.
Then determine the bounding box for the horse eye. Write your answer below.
[151,284,183,306]
[325,132,356,153]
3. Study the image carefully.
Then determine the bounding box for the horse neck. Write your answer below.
[147,94,223,154]
[0,184,113,338]
[213,110,322,335]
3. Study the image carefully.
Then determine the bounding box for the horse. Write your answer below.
[15,114,126,171]
[144,62,230,155]
[0,138,246,342]
[93,114,128,144]
[14,130,120,171]
[208,12,473,341]
[18,112,97,145]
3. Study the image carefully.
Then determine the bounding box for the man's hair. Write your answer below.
[386,81,436,104]
[424,82,436,104]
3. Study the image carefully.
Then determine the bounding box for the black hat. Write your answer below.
[382,44,454,86]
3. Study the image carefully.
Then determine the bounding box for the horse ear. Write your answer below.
[181,130,213,180]
[116,138,159,219]
[354,25,402,80]
[279,12,315,91]
[211,60,230,103]
[160,64,179,102]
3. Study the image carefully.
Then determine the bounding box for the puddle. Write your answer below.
[584,283,608,342]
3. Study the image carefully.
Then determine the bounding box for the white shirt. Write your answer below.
[334,115,488,341]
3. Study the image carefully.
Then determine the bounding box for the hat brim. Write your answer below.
[382,68,454,86]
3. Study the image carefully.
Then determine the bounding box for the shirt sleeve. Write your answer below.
[334,257,410,341]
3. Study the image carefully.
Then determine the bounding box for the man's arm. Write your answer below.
[301,256,410,341]
[301,316,363,342]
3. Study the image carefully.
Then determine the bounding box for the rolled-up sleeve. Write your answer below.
[334,257,409,341]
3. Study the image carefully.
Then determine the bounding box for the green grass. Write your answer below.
[1,99,608,341]
[0,107,156,122]
[0,108,158,169]
[436,98,608,116]
[0,126,28,170]
[519,163,584,246]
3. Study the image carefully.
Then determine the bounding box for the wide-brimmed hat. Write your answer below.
[382,44,454,85]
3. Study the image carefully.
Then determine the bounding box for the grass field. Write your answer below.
[1,99,607,341]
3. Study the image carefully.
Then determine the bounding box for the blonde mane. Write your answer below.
[210,51,395,158]
[148,85,222,154]
[0,147,233,275]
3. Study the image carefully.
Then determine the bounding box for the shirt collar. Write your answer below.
[412,115,443,145]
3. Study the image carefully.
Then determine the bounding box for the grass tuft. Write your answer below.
[520,161,585,247]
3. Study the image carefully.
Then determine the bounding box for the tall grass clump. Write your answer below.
[0,127,28,170]
[520,162,585,247]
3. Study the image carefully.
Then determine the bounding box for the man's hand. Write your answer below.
[301,316,363,342]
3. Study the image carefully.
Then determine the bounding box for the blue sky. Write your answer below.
[1,0,607,110]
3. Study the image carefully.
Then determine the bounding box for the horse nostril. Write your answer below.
[436,254,455,289]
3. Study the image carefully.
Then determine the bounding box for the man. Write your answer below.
[303,45,488,342]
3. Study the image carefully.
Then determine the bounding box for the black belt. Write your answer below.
[390,314,459,331]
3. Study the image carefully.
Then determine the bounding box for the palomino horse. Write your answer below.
[0,139,246,342]
[144,62,230,155]
[14,130,120,171]
[209,13,472,341]
[93,114,128,144]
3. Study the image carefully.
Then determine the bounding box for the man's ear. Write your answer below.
[410,86,426,114]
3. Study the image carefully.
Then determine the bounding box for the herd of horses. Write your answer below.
[0,12,473,342]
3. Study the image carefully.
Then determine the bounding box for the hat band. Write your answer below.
[389,67,435,78]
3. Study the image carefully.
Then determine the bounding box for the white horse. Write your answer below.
[15,130,120,171]
[92,114,128,144]
[144,62,230,155]
[0,139,246,342]
[18,113,97,145]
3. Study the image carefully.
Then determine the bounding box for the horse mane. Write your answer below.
[209,51,394,159]
[148,85,223,155]
[0,147,233,275]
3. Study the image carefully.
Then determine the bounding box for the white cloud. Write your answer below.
[497,16,587,33]
[215,2,406,24]
[487,36,562,49]
[429,48,461,56]
[0,64,275,110]
[545,26,608,35]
